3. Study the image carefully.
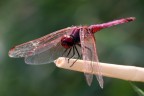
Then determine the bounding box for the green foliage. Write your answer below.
[131,83,144,96]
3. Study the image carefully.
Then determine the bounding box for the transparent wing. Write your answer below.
[80,27,93,86]
[24,38,64,64]
[24,40,82,65]
[9,27,76,58]
[80,27,103,88]
[9,27,77,64]
[25,39,82,65]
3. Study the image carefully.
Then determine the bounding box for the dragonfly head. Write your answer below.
[61,35,74,49]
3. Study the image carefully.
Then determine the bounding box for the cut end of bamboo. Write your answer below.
[54,57,64,67]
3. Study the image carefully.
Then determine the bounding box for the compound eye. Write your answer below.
[61,35,74,49]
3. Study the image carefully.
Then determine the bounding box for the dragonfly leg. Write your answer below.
[70,45,82,67]
[68,47,75,63]
[62,49,68,56]
[64,48,73,63]
[62,48,72,61]
[61,49,67,61]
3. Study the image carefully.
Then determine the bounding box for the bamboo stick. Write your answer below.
[54,57,144,82]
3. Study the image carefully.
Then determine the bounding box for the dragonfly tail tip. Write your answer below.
[126,17,136,22]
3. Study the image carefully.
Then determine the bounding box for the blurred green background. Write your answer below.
[1,0,144,96]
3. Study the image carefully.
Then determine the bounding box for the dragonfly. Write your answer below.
[9,17,135,88]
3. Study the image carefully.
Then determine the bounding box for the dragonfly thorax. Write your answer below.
[61,35,75,49]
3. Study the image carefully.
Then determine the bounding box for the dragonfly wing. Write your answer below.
[80,27,103,88]
[25,39,83,65]
[89,33,103,88]
[24,38,65,64]
[80,27,93,86]
[9,27,77,64]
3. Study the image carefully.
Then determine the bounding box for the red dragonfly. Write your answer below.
[9,17,135,88]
